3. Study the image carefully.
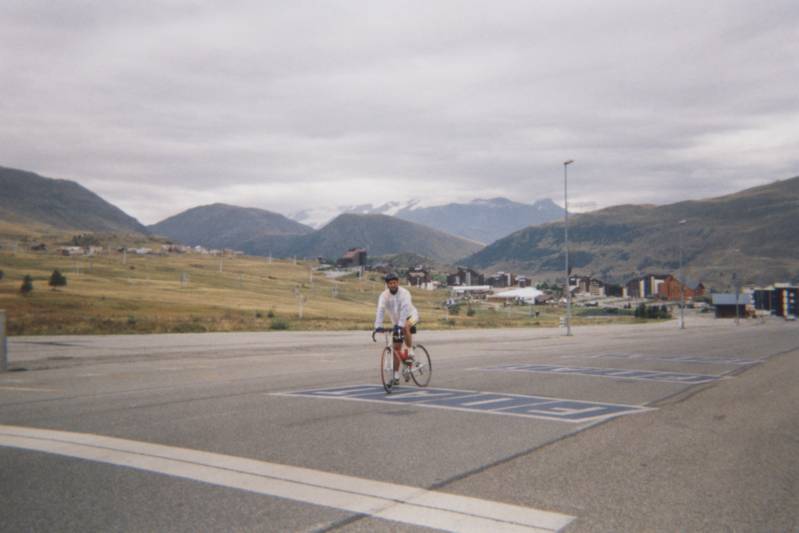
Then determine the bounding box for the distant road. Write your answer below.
[1,317,797,532]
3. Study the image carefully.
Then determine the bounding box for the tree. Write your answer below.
[20,275,33,295]
[0,269,4,281]
[49,269,67,290]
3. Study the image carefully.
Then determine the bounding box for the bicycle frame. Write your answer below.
[373,329,432,391]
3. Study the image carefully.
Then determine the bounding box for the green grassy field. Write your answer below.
[0,234,638,335]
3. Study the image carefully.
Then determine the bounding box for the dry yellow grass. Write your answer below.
[0,243,635,335]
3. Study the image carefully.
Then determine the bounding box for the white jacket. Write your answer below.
[374,287,419,329]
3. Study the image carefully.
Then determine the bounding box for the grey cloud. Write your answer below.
[1,0,797,224]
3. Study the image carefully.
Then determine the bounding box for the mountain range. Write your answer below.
[0,166,147,234]
[148,203,314,251]
[148,206,483,264]
[3,164,798,286]
[462,176,799,287]
[0,166,484,264]
[242,213,484,263]
[290,197,563,244]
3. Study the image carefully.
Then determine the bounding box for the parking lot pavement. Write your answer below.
[1,317,797,531]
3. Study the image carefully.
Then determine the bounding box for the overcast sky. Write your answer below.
[2,0,797,225]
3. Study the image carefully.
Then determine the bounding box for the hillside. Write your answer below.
[149,203,313,250]
[0,166,148,234]
[0,245,574,337]
[462,176,799,287]
[395,197,564,244]
[289,197,564,244]
[245,213,484,263]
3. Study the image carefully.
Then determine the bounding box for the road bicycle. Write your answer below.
[372,327,432,393]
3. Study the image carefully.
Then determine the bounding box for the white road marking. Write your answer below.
[0,386,57,392]
[0,425,573,532]
[279,385,653,423]
[461,397,517,407]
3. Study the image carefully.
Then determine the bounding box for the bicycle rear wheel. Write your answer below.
[410,344,432,387]
[380,347,394,392]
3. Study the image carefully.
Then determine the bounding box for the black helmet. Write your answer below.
[384,272,399,282]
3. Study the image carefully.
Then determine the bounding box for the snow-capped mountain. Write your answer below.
[289,199,424,229]
[290,197,564,244]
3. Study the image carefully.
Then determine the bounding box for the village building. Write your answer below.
[486,272,516,288]
[535,293,557,304]
[569,275,608,297]
[406,266,430,287]
[59,246,84,256]
[449,285,492,298]
[487,287,544,304]
[624,274,669,298]
[753,284,798,318]
[657,275,705,301]
[446,267,484,287]
[712,293,753,319]
[336,247,367,268]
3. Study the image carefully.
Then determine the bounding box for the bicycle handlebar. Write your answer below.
[372,326,403,343]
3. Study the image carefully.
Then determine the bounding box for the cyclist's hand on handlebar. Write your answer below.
[372,327,384,342]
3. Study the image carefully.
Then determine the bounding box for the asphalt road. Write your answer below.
[1,315,797,532]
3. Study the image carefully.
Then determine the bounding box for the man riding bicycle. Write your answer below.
[374,272,419,386]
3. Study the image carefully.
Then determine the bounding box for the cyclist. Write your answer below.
[374,272,419,386]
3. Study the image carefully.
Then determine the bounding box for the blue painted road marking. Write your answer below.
[482,363,720,384]
[575,353,759,365]
[502,400,640,421]
[275,385,651,423]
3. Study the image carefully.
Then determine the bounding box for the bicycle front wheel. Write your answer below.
[380,347,394,392]
[410,344,432,387]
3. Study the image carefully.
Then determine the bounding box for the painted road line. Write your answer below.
[277,385,652,423]
[575,353,759,365]
[0,386,58,392]
[482,363,721,384]
[0,425,573,533]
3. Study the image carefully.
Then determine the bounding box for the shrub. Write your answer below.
[635,303,670,319]
[171,322,207,333]
[270,318,289,330]
[466,308,476,317]
[20,275,33,295]
[49,269,67,290]
[71,233,101,246]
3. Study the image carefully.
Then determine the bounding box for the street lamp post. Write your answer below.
[678,219,687,329]
[563,160,574,336]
